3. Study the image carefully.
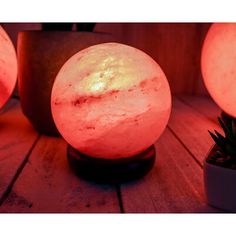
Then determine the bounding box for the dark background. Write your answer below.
[1,22,211,95]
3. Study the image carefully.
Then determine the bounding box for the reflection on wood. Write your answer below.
[0,97,225,212]
[0,99,38,203]
[0,136,120,213]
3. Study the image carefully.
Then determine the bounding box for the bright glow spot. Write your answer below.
[51,43,171,159]
[90,81,106,92]
[201,23,236,118]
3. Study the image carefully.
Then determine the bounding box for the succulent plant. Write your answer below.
[208,117,236,168]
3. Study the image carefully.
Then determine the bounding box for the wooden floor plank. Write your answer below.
[0,99,38,203]
[120,128,222,213]
[177,95,221,123]
[0,136,120,213]
[0,96,224,213]
[168,97,222,165]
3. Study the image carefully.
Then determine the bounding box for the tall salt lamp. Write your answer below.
[51,43,171,183]
[201,23,236,119]
[0,26,17,109]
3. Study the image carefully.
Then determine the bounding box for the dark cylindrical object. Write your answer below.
[67,145,156,183]
[17,31,115,136]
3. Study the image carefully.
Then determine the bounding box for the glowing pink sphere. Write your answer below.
[0,26,17,109]
[51,43,171,159]
[201,23,236,118]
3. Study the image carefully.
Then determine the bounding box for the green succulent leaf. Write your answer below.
[209,117,236,165]
[208,130,218,143]
[218,117,231,136]
[214,130,225,140]
[232,119,236,137]
[208,130,225,149]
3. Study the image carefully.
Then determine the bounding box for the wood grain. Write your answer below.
[95,23,211,95]
[0,136,120,213]
[120,96,223,212]
[168,97,221,165]
[0,99,38,203]
[3,23,211,95]
[177,95,221,123]
[120,128,222,213]
[0,96,224,213]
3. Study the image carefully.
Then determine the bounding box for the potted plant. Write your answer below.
[204,117,236,212]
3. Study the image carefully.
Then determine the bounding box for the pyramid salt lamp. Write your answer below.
[201,23,236,119]
[51,43,171,183]
[0,26,17,109]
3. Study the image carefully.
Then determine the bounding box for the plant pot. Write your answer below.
[17,31,115,136]
[204,145,236,212]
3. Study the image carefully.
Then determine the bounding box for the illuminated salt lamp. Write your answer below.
[0,26,17,109]
[51,43,171,182]
[201,23,236,118]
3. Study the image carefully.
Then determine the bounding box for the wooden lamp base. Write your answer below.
[67,145,156,183]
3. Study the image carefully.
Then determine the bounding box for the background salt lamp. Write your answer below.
[17,30,114,136]
[0,26,17,109]
[51,43,171,182]
[201,23,236,211]
[201,23,236,118]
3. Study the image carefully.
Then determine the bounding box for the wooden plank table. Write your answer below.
[0,96,225,213]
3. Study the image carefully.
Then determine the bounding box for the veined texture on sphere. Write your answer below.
[51,43,171,159]
[201,23,236,118]
[0,26,17,109]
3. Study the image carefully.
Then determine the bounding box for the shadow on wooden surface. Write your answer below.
[0,96,225,213]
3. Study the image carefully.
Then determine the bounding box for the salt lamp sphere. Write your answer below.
[201,23,236,118]
[0,26,17,109]
[52,43,171,159]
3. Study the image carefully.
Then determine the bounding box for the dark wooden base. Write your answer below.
[67,145,156,183]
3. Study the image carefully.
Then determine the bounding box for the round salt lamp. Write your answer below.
[51,43,171,182]
[0,26,17,109]
[201,23,236,118]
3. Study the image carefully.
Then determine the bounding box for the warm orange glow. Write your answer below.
[51,43,171,159]
[0,26,17,109]
[201,23,236,118]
